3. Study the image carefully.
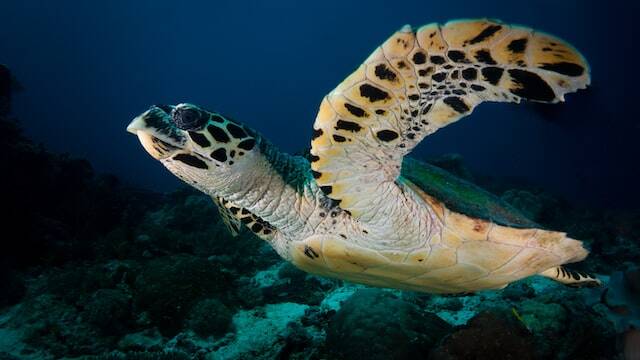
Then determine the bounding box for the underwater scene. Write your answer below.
[1,1,639,359]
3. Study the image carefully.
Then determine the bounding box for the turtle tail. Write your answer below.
[539,266,602,288]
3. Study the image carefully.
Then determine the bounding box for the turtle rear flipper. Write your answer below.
[540,266,602,288]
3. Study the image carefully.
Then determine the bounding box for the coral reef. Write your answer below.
[430,311,537,360]
[133,255,233,336]
[326,289,452,359]
[185,298,233,338]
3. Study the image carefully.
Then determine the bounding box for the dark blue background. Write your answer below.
[1,0,637,208]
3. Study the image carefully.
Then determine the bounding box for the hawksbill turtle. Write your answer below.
[127,19,600,294]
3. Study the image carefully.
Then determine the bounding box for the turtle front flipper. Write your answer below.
[211,196,242,237]
[310,19,589,221]
[539,266,602,288]
[213,195,277,241]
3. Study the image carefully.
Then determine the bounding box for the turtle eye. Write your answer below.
[172,107,208,130]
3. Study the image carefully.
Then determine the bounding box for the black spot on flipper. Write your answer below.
[335,119,362,132]
[207,125,230,143]
[412,51,427,64]
[508,69,556,102]
[226,123,247,139]
[240,216,253,224]
[310,154,320,162]
[571,271,580,281]
[210,148,228,162]
[251,223,263,233]
[173,153,208,169]
[237,138,256,150]
[447,50,470,63]
[359,84,390,102]
[304,245,319,259]
[470,84,486,91]
[344,103,368,118]
[443,96,470,113]
[374,64,398,81]
[320,185,333,195]
[375,109,386,115]
[432,72,446,82]
[429,55,446,64]
[376,129,399,142]
[474,49,497,65]
[188,131,211,148]
[466,24,503,45]
[461,68,477,81]
[312,128,323,140]
[311,170,321,179]
[481,66,504,85]
[507,38,528,53]
[539,62,585,77]
[332,134,347,142]
[229,207,240,215]
[408,94,420,101]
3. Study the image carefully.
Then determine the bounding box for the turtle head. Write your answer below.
[127,103,261,191]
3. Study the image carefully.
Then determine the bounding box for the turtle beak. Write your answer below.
[131,127,168,159]
[127,105,187,160]
[126,115,146,135]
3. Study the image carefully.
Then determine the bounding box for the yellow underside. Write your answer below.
[290,197,588,294]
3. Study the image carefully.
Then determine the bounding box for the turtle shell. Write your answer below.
[289,157,589,294]
[401,157,538,229]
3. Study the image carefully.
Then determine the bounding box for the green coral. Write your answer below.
[83,289,132,335]
[518,299,568,335]
[185,298,233,337]
[133,255,232,336]
[326,289,452,360]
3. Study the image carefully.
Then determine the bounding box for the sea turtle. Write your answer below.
[127,19,600,293]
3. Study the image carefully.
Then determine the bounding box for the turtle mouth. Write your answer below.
[127,105,187,160]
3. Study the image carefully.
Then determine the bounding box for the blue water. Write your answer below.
[1,2,639,359]
[0,0,638,207]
